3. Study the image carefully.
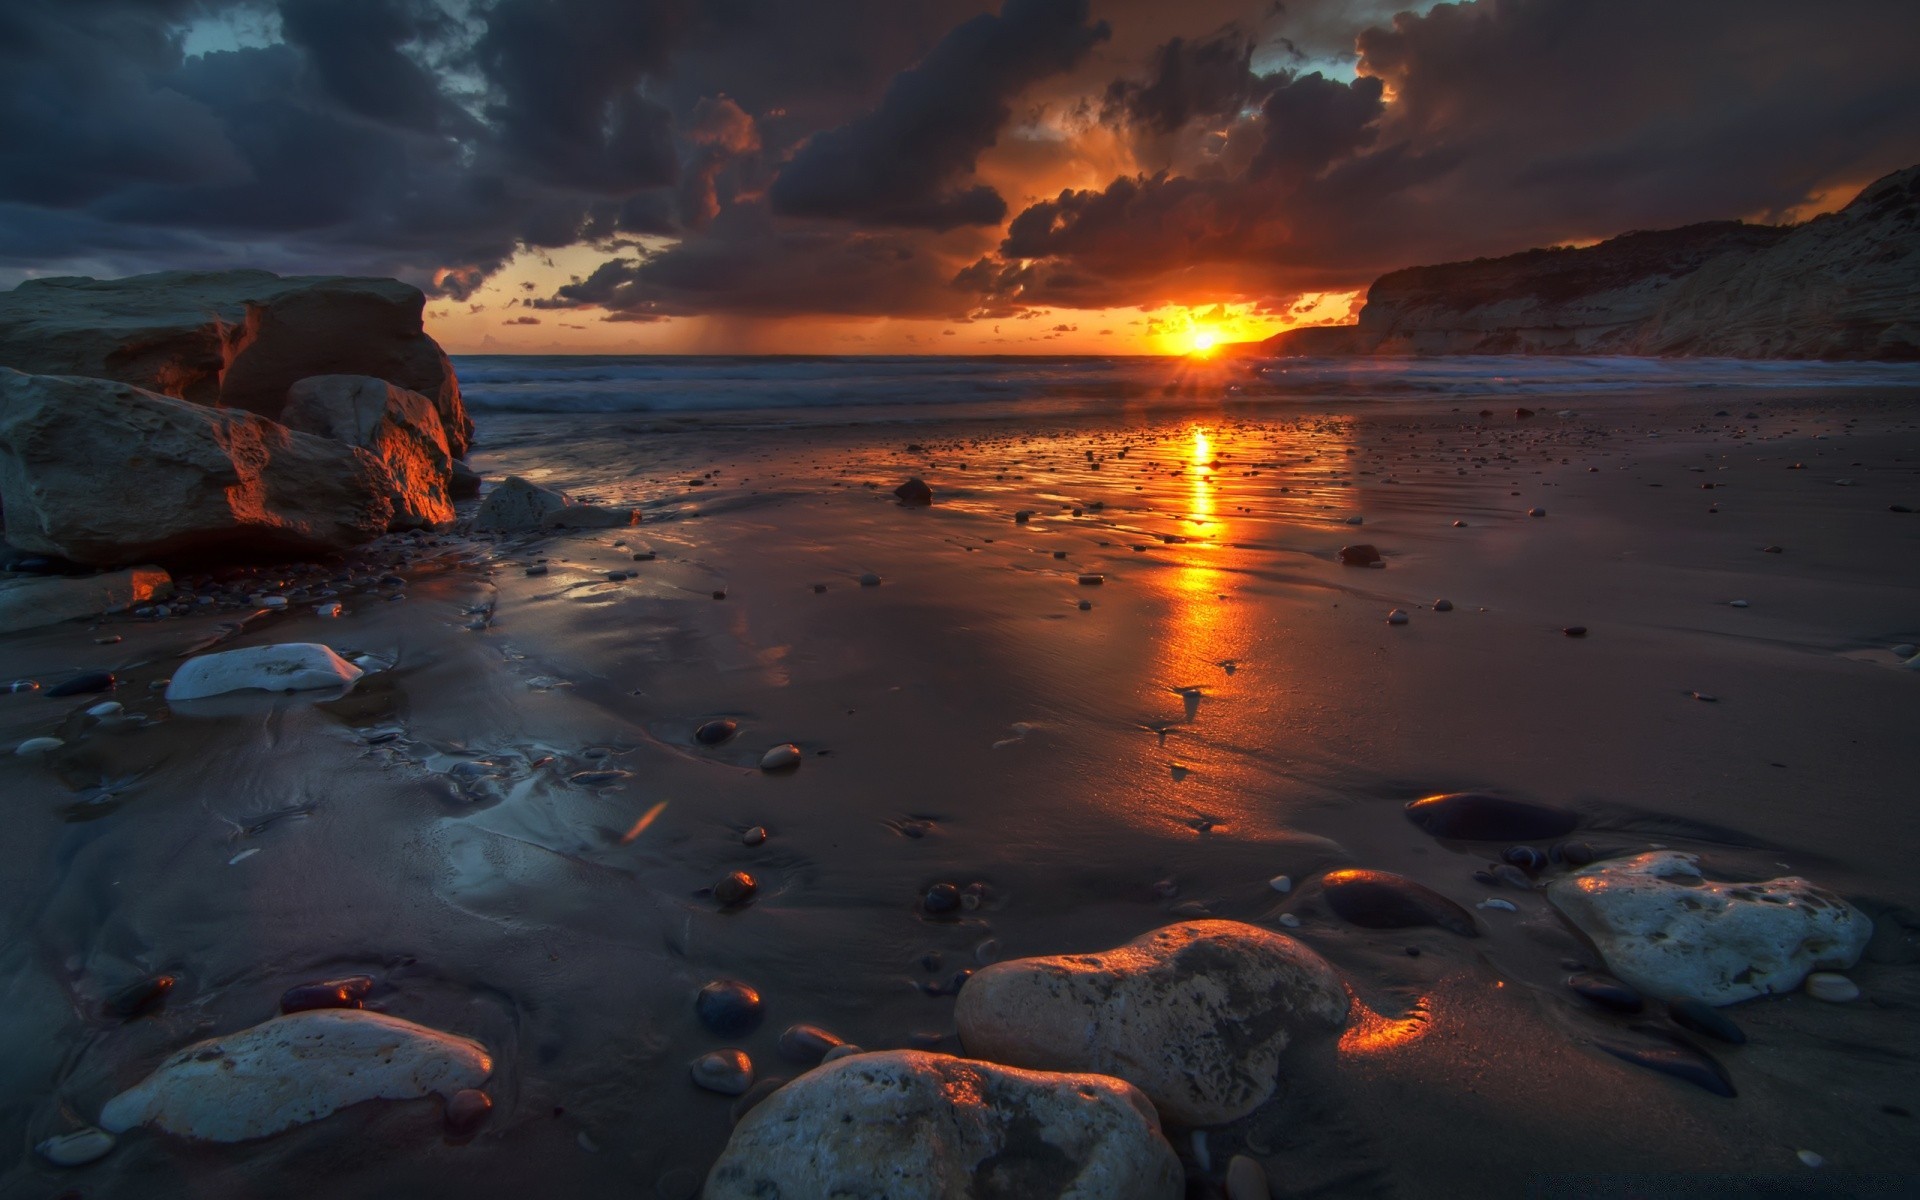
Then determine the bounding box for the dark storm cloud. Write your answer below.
[1101,28,1268,136]
[766,0,1110,229]
[278,0,454,130]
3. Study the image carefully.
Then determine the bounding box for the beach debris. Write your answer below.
[1804,972,1860,1002]
[36,1127,115,1167]
[713,871,758,906]
[695,718,738,745]
[444,1088,492,1135]
[1545,852,1873,1005]
[1387,608,1409,625]
[48,670,115,697]
[98,1009,491,1142]
[1595,1027,1735,1097]
[1322,869,1480,937]
[1668,998,1745,1044]
[14,736,63,756]
[1567,973,1645,1012]
[1337,543,1382,567]
[758,743,802,771]
[893,478,933,505]
[472,475,635,531]
[696,980,763,1036]
[955,920,1348,1125]
[691,1049,755,1096]
[1405,791,1579,840]
[1226,1155,1269,1200]
[279,975,374,1014]
[165,643,362,701]
[704,1051,1181,1200]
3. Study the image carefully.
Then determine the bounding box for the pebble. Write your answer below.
[695,718,738,745]
[260,596,289,609]
[1567,973,1645,1012]
[696,980,763,1036]
[1452,520,1467,527]
[713,871,758,906]
[923,882,962,915]
[1013,510,1033,524]
[105,974,175,1019]
[1433,599,1453,612]
[36,1128,115,1167]
[1562,625,1588,637]
[47,671,115,698]
[1405,791,1578,840]
[759,743,802,771]
[1077,599,1092,610]
[445,1088,493,1134]
[858,572,881,587]
[1076,573,1104,586]
[1225,1155,1268,1200]
[1490,864,1533,890]
[1502,845,1547,873]
[1386,608,1409,625]
[525,564,549,576]
[606,570,629,582]
[1729,599,1749,608]
[280,975,374,1014]
[1345,515,1364,525]
[1323,869,1479,936]
[1668,997,1746,1044]
[691,1049,754,1096]
[315,602,344,617]
[819,1044,862,1064]
[1595,1029,1736,1097]
[1337,543,1381,567]
[742,825,768,846]
[777,1024,845,1065]
[14,736,64,756]
[1551,841,1596,866]
[1268,875,1293,893]
[1797,1150,1825,1168]
[1277,913,1302,928]
[1892,643,1917,658]
[1690,691,1717,702]
[1804,972,1860,1003]
[1527,507,1547,517]
[1477,898,1518,912]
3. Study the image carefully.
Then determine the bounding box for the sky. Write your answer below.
[2,0,1918,355]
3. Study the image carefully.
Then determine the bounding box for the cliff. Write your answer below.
[1263,164,1920,361]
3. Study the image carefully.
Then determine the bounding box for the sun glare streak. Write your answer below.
[619,800,669,844]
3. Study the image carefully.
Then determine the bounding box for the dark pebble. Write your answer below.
[777,1024,845,1065]
[696,979,763,1036]
[713,871,758,906]
[1668,997,1746,1044]
[1322,869,1479,937]
[1515,407,1536,418]
[1502,845,1548,873]
[730,1076,791,1123]
[894,478,933,506]
[1596,1027,1736,1097]
[1563,626,1588,638]
[1491,864,1534,890]
[1472,869,1499,886]
[445,1088,493,1135]
[1568,973,1645,1012]
[712,590,728,600]
[1405,791,1579,840]
[49,671,116,698]
[1337,543,1382,567]
[690,1049,754,1096]
[105,974,175,1019]
[922,882,962,916]
[919,970,973,997]
[1551,841,1597,866]
[695,719,738,745]
[280,975,374,1014]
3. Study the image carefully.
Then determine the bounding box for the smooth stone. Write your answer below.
[1268,874,1293,893]
[106,975,175,1019]
[894,478,934,505]
[1345,515,1364,525]
[691,1050,755,1096]
[165,643,362,700]
[0,566,173,635]
[714,871,758,906]
[444,1088,492,1134]
[1667,997,1746,1044]
[1730,599,1751,608]
[1433,599,1454,611]
[47,671,115,697]
[704,1051,1182,1200]
[955,920,1348,1125]
[98,1009,491,1141]
[742,825,768,846]
[819,1044,862,1064]
[1477,898,1518,912]
[1805,972,1860,1003]
[1892,643,1917,658]
[777,1024,845,1065]
[279,975,374,1014]
[1405,791,1579,840]
[472,475,636,531]
[1546,852,1873,1005]
[1225,1155,1268,1200]
[14,736,64,756]
[36,1127,115,1167]
[1552,841,1597,866]
[524,564,549,576]
[1077,573,1104,585]
[1502,845,1548,873]
[1277,912,1302,928]
[1491,864,1534,890]
[1386,608,1409,625]
[1595,1027,1735,1097]
[1077,599,1093,610]
[858,572,882,586]
[1563,625,1588,637]
[696,980,763,1037]
[1337,543,1381,567]
[1322,870,1480,937]
[923,882,962,915]
[1567,973,1645,1012]
[759,743,802,771]
[695,718,738,745]
[1528,507,1547,517]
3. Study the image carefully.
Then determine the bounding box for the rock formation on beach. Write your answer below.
[1262,163,1920,361]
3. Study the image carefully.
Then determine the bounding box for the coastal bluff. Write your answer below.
[1263,163,1920,361]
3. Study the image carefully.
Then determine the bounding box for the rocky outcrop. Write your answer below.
[0,270,470,454]
[0,566,171,634]
[955,920,1349,1125]
[283,375,454,530]
[0,370,390,565]
[1262,164,1920,361]
[704,1050,1182,1200]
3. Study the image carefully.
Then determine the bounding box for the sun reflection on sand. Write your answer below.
[1339,994,1435,1055]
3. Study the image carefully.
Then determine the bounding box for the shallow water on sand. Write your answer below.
[4,388,1919,1198]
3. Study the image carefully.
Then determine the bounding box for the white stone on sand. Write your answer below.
[955,920,1348,1125]
[99,1009,491,1142]
[1804,972,1861,1002]
[759,743,802,771]
[1225,1155,1269,1200]
[36,1127,115,1166]
[165,643,364,701]
[1268,874,1293,893]
[703,1050,1181,1200]
[1546,851,1873,1005]
[14,737,64,756]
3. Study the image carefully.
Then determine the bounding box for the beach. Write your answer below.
[4,359,1919,1198]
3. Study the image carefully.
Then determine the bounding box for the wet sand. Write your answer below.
[4,387,1919,1198]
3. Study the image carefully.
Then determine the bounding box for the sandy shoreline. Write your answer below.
[4,387,1918,1198]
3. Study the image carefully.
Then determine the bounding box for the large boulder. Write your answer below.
[0,370,390,565]
[0,270,470,455]
[955,920,1349,1125]
[283,375,454,530]
[1546,851,1874,1005]
[704,1050,1182,1200]
[0,566,171,634]
[471,475,636,532]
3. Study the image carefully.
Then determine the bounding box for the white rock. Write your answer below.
[1277,913,1302,928]
[1798,1150,1825,1168]
[99,1009,490,1142]
[36,1127,115,1166]
[1804,972,1860,1003]
[1545,852,1873,1005]
[704,1050,1181,1200]
[759,743,802,771]
[86,701,123,717]
[14,736,64,756]
[0,566,174,635]
[955,920,1348,1125]
[1268,874,1293,893]
[1225,1155,1268,1200]
[1478,898,1519,912]
[259,596,289,609]
[165,643,363,701]
[315,602,343,618]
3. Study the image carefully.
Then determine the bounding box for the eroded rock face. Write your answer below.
[1546,852,1874,1005]
[283,375,454,530]
[0,269,471,454]
[704,1050,1182,1200]
[0,566,170,634]
[0,370,391,565]
[471,475,636,532]
[955,920,1349,1125]
[98,1009,491,1142]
